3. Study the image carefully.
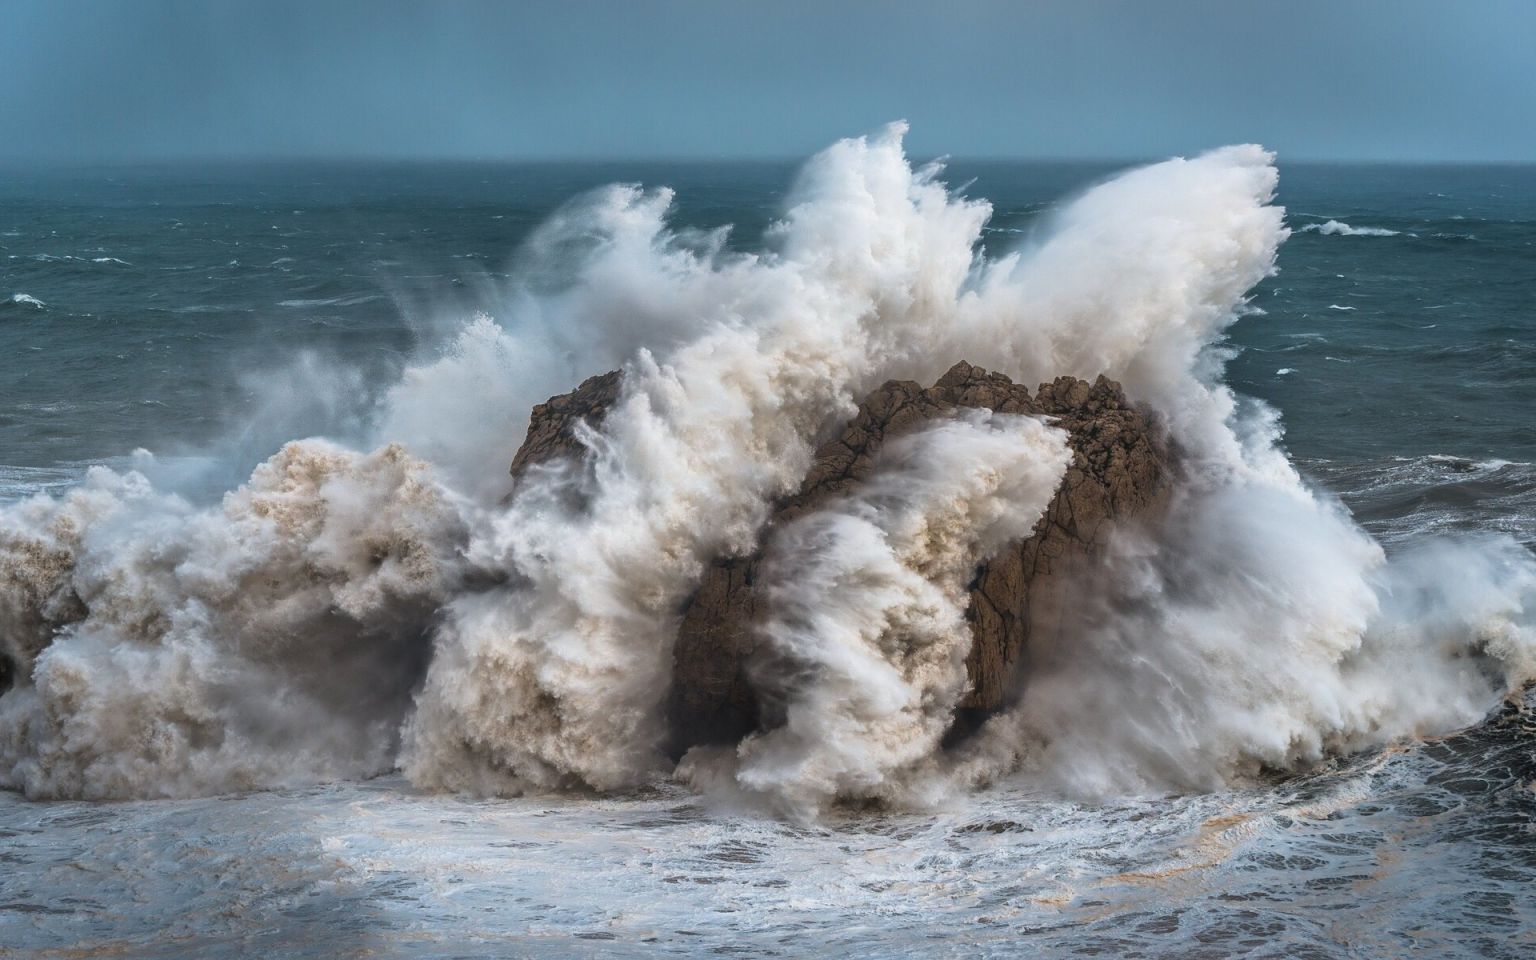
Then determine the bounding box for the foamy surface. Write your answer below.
[5,698,1532,957]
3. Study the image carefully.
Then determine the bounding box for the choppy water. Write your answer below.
[2,156,1534,957]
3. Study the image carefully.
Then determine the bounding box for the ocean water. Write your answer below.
[2,142,1534,957]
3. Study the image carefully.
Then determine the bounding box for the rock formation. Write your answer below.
[508,369,624,479]
[506,361,1168,756]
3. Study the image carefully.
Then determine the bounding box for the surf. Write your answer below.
[2,125,1532,809]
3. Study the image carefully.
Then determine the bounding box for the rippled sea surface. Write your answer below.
[2,160,1534,957]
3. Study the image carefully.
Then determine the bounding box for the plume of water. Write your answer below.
[1,125,1531,805]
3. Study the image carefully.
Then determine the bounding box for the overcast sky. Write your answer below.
[3,0,1533,163]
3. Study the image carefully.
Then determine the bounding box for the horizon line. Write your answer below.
[2,152,1534,170]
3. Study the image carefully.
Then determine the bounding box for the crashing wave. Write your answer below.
[0,443,470,798]
[2,125,1533,809]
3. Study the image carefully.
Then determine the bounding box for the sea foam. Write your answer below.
[1300,219,1402,237]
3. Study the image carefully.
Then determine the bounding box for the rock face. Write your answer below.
[509,370,624,478]
[506,361,1168,755]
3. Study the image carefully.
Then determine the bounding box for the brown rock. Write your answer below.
[508,369,623,479]
[956,372,1166,733]
[505,361,1168,756]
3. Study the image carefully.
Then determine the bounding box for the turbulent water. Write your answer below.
[2,130,1534,956]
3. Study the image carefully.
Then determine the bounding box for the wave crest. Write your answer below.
[1299,219,1401,237]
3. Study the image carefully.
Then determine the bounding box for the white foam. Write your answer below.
[30,254,132,265]
[0,444,474,799]
[1299,219,1401,237]
[277,294,384,308]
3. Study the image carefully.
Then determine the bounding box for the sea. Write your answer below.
[1,155,1533,957]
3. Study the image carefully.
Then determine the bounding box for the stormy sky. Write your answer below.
[2,0,1532,163]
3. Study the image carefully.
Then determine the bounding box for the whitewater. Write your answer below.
[2,127,1534,957]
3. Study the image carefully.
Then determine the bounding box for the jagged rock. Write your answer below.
[506,361,1168,756]
[958,369,1166,733]
[509,370,623,478]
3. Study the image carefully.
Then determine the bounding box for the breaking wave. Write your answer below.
[1299,219,1402,237]
[2,125,1533,809]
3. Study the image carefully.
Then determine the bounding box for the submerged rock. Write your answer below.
[507,361,1168,755]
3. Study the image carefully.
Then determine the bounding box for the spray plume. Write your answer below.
[0,125,1530,807]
